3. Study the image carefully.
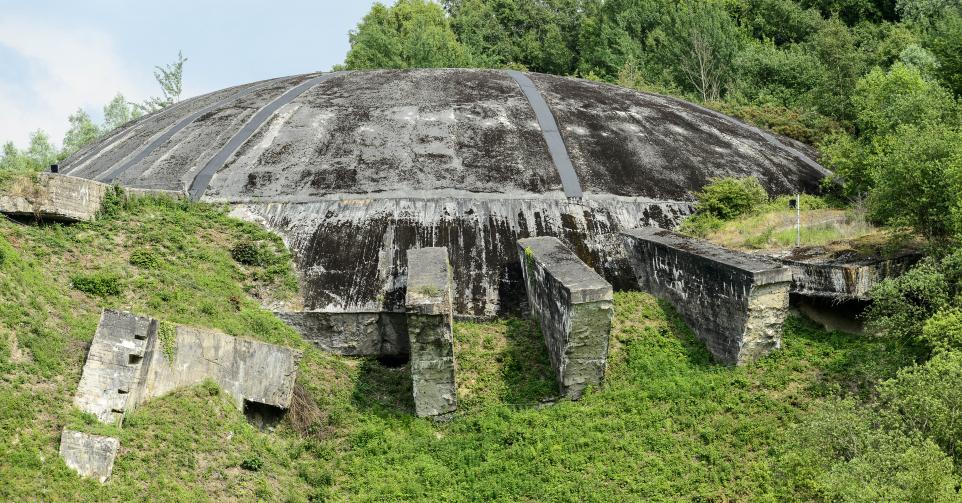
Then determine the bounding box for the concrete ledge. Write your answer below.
[405,247,457,417]
[275,311,408,356]
[622,228,791,365]
[59,429,119,483]
[0,173,109,222]
[777,252,922,301]
[517,236,613,399]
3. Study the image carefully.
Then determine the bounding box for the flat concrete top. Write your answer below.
[518,236,612,297]
[406,247,451,313]
[623,228,790,281]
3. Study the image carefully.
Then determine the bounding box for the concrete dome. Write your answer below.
[62,69,829,317]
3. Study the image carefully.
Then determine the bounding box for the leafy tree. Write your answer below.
[730,40,823,107]
[800,0,899,24]
[140,51,187,112]
[344,0,473,70]
[808,17,865,122]
[445,0,588,74]
[729,0,825,45]
[852,62,958,137]
[103,93,142,132]
[575,0,675,82]
[926,9,962,96]
[61,109,101,157]
[897,0,961,26]
[667,1,744,102]
[26,131,57,169]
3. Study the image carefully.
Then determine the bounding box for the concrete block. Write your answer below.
[0,173,109,222]
[59,429,119,483]
[774,250,922,301]
[622,228,791,365]
[517,236,613,399]
[405,247,457,417]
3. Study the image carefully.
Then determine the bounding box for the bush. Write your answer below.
[230,240,281,268]
[879,350,962,463]
[922,308,962,354]
[70,271,123,298]
[866,259,950,346]
[692,177,769,220]
[129,248,161,269]
[241,456,263,472]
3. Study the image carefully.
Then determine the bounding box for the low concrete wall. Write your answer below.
[63,309,301,482]
[275,311,408,356]
[781,253,922,300]
[405,247,457,417]
[0,173,108,222]
[517,237,613,400]
[622,228,791,365]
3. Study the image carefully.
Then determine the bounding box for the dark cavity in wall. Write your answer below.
[243,400,285,431]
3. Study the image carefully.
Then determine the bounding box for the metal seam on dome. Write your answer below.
[62,96,195,176]
[95,79,280,184]
[187,72,342,201]
[505,70,583,199]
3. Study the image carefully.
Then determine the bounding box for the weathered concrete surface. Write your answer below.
[274,311,408,356]
[405,247,457,417]
[60,68,827,319]
[765,247,923,301]
[622,228,792,365]
[0,173,108,222]
[73,310,155,424]
[517,237,612,399]
[140,325,300,410]
[59,429,120,483]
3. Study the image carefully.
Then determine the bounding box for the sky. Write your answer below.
[0,0,378,148]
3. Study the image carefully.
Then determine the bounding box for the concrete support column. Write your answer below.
[405,247,458,418]
[517,236,613,400]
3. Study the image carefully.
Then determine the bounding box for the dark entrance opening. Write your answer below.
[243,400,285,430]
[377,354,409,368]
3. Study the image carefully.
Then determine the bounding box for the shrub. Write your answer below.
[97,185,127,219]
[879,351,962,463]
[692,177,769,220]
[129,248,160,269]
[230,240,280,268]
[241,456,264,472]
[865,259,950,345]
[921,308,962,354]
[70,271,123,298]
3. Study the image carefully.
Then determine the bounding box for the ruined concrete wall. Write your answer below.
[234,195,690,319]
[140,325,300,410]
[622,228,791,365]
[73,310,155,424]
[59,430,120,484]
[782,253,922,300]
[405,247,457,417]
[517,237,613,399]
[274,311,408,356]
[0,174,108,222]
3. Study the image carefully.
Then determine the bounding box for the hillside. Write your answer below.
[2,193,955,501]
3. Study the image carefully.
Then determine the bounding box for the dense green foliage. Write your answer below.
[680,176,770,236]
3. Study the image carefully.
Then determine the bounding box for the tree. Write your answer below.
[344,0,472,70]
[809,17,865,122]
[927,9,962,96]
[852,62,958,137]
[140,51,187,112]
[61,109,101,157]
[26,131,57,169]
[103,93,142,132]
[897,0,961,26]
[668,1,743,102]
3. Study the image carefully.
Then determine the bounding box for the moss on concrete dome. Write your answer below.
[61,69,829,317]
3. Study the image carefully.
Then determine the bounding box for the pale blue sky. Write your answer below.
[0,0,379,147]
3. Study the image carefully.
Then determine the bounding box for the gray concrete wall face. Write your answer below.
[0,173,108,222]
[405,247,457,417]
[782,254,921,301]
[140,325,300,410]
[59,429,120,483]
[517,237,613,399]
[274,311,408,356]
[622,228,791,365]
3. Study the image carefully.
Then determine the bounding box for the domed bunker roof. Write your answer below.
[62,69,829,319]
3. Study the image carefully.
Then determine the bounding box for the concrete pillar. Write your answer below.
[405,247,458,417]
[516,237,613,400]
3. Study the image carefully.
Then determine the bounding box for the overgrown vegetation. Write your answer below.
[2,195,960,499]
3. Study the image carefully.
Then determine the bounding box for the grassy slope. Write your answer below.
[0,195,932,501]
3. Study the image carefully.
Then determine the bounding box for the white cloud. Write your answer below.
[0,16,151,148]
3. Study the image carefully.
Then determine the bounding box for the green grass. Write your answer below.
[0,192,954,501]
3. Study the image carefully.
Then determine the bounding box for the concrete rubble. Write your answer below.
[61,309,300,482]
[405,247,458,417]
[517,236,613,399]
[622,228,792,365]
[0,173,109,222]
